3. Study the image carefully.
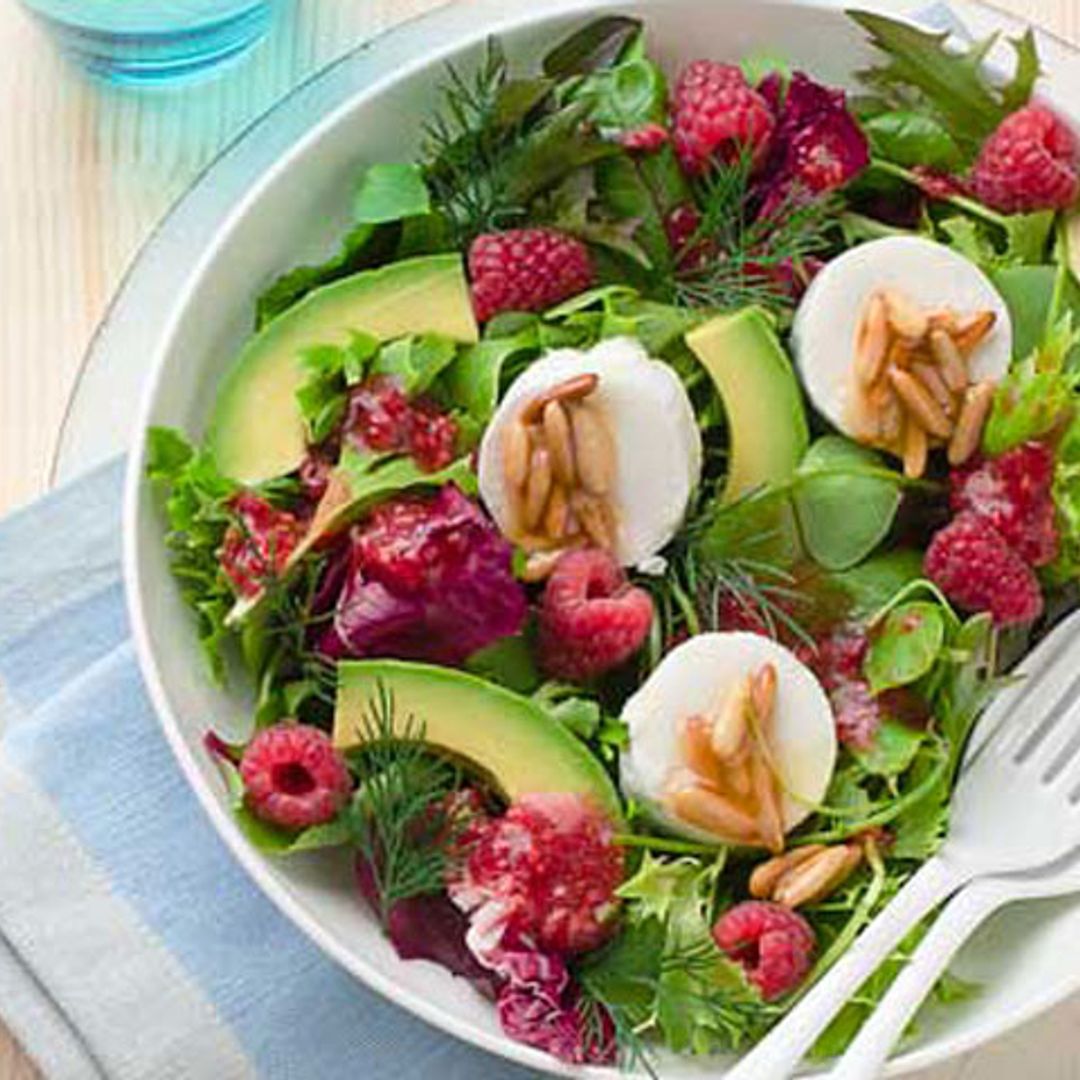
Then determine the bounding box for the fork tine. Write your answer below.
[978,666,1080,766]
[1028,695,1080,782]
[1012,673,1080,768]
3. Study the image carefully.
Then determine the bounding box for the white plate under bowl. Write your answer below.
[118,0,1080,1075]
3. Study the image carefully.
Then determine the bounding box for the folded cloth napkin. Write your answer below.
[0,459,537,1080]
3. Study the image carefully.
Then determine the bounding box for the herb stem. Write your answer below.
[612,832,721,857]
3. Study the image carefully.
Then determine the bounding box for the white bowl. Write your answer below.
[124,1,1080,1075]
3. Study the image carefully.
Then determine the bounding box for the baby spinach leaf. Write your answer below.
[827,549,924,621]
[442,327,538,424]
[464,634,540,694]
[793,438,902,571]
[865,601,946,693]
[353,163,431,224]
[864,111,961,170]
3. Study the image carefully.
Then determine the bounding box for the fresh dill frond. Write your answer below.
[346,683,466,926]
[421,38,527,244]
[672,152,840,315]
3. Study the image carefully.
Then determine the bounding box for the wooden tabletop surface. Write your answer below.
[2,0,1080,1077]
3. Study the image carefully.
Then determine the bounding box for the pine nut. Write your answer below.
[749,846,827,900]
[854,291,890,387]
[523,446,553,530]
[569,401,616,496]
[709,677,751,762]
[929,327,969,391]
[502,417,531,489]
[750,751,785,854]
[952,310,996,356]
[542,400,577,487]
[773,844,863,908]
[883,288,930,341]
[668,783,761,845]
[682,713,725,784]
[886,336,915,370]
[750,663,777,730]
[902,416,928,478]
[888,367,952,439]
[948,380,996,465]
[911,360,956,417]
[519,373,599,423]
[543,483,571,539]
[572,490,616,550]
[520,549,565,583]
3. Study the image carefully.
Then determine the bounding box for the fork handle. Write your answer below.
[722,857,968,1080]
[828,880,1008,1080]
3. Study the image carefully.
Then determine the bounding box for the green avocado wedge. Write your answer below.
[208,255,479,485]
[333,660,624,825]
[685,307,809,503]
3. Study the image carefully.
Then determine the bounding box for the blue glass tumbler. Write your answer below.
[18,0,279,85]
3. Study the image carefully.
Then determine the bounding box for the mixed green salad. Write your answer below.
[148,10,1080,1070]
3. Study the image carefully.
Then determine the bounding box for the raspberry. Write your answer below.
[343,377,458,473]
[799,627,882,749]
[537,549,654,682]
[972,105,1079,213]
[450,792,624,955]
[713,901,816,1001]
[618,122,669,153]
[220,493,304,597]
[240,723,352,830]
[925,512,1044,627]
[950,442,1059,567]
[672,60,775,175]
[468,228,595,323]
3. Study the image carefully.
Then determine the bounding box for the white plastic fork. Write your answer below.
[828,847,1080,1080]
[722,609,1080,1080]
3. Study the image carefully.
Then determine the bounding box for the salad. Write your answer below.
[147,10,1080,1070]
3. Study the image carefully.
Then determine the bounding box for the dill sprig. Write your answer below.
[421,39,527,244]
[672,152,840,314]
[346,683,466,926]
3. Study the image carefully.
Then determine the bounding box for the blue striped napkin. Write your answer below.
[0,459,535,1080]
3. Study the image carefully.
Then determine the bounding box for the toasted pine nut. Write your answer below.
[572,491,616,550]
[952,310,996,356]
[902,416,928,479]
[873,383,903,446]
[569,402,616,496]
[888,367,952,439]
[503,418,531,489]
[668,783,761,845]
[749,846,827,900]
[912,360,956,417]
[709,677,751,762]
[886,336,915,370]
[750,663,777,731]
[883,288,930,341]
[523,447,553,530]
[520,373,599,423]
[543,483,571,539]
[854,292,890,387]
[520,549,565,583]
[773,844,863,908]
[682,713,725,784]
[929,309,959,335]
[749,751,785,854]
[929,327,969,392]
[948,380,996,466]
[542,400,576,487]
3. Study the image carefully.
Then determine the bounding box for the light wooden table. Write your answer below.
[2,0,1080,1077]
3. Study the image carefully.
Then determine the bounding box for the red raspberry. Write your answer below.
[240,723,352,830]
[451,792,624,954]
[950,442,1059,567]
[618,122,670,153]
[713,901,816,1001]
[468,228,595,323]
[972,105,1079,213]
[925,512,1044,627]
[537,549,654,682]
[799,627,882,750]
[672,60,775,175]
[220,493,304,597]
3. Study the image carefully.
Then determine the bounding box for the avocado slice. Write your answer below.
[686,308,809,503]
[209,255,479,485]
[334,660,624,823]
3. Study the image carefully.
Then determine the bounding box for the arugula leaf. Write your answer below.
[865,601,946,693]
[353,163,431,224]
[146,427,238,681]
[370,333,459,396]
[850,11,1041,158]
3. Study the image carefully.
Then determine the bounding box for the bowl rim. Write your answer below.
[122,0,1080,1075]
